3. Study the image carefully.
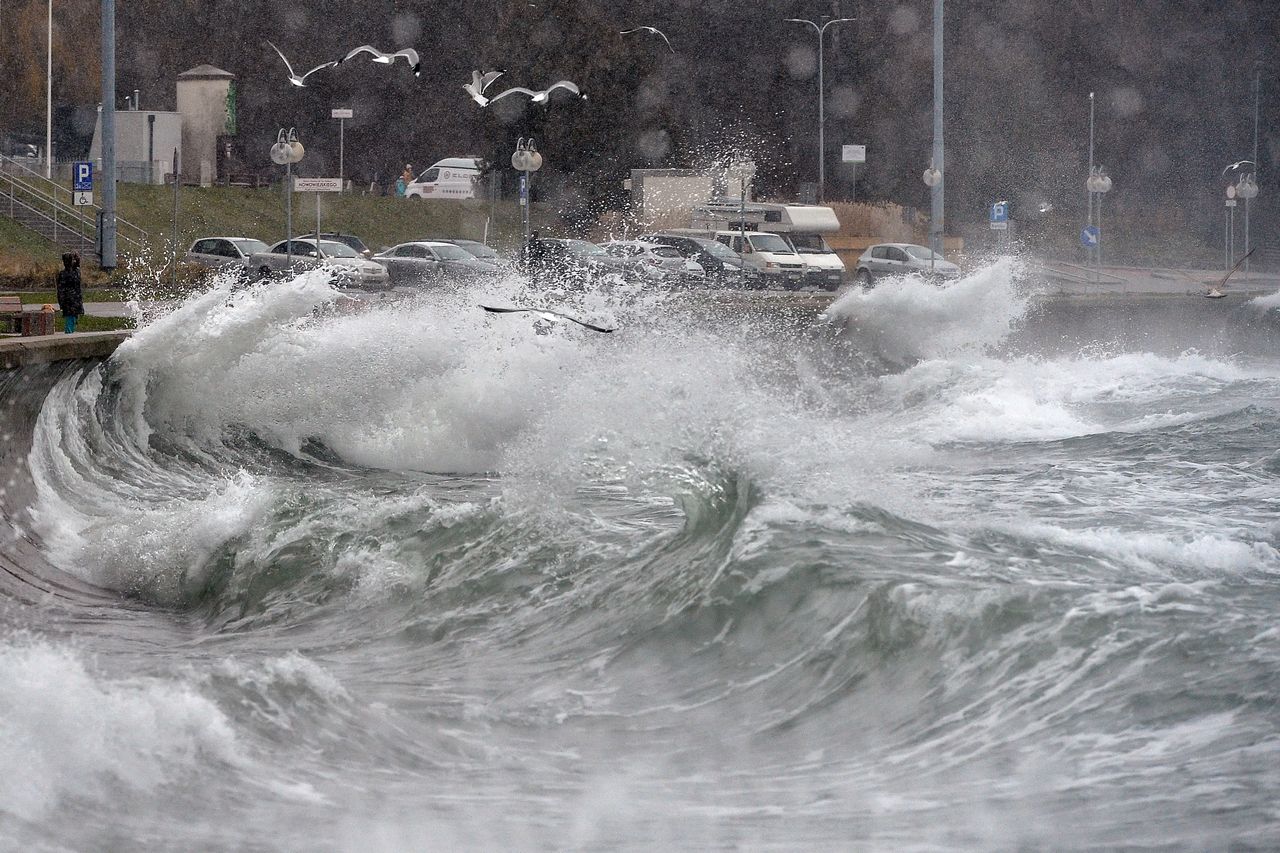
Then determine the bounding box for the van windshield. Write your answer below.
[748,234,794,254]
[788,233,834,254]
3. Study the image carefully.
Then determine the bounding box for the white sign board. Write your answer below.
[293,177,343,193]
[841,144,867,164]
[989,221,1008,230]
[331,108,353,119]
[73,191,93,206]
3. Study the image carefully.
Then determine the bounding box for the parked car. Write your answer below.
[185,237,271,272]
[785,232,846,290]
[518,238,627,286]
[854,243,961,287]
[249,238,391,290]
[300,232,373,259]
[431,238,504,265]
[371,241,499,285]
[600,240,690,283]
[713,231,806,289]
[640,232,750,286]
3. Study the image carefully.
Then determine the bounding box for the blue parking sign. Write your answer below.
[1080,225,1100,247]
[73,161,93,191]
[990,201,1009,223]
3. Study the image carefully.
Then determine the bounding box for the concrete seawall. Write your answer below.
[0,332,131,370]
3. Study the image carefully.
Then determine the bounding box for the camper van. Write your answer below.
[404,158,483,200]
[692,201,846,289]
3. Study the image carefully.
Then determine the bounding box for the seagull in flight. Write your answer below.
[481,304,614,333]
[339,45,422,77]
[267,41,337,87]
[1222,159,1255,175]
[620,26,674,53]
[462,70,504,106]
[488,80,583,105]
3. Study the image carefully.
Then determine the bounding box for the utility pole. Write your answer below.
[100,0,117,270]
[784,16,855,204]
[930,0,944,258]
[46,0,52,179]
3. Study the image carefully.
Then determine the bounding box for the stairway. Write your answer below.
[0,156,149,262]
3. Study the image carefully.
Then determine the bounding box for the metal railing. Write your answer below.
[0,153,149,251]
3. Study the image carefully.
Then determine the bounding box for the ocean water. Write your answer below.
[2,262,1279,851]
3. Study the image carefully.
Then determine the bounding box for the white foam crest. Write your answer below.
[1246,289,1280,312]
[822,256,1030,364]
[0,636,242,822]
[878,349,1259,444]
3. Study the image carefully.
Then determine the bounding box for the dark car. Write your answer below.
[371,240,499,286]
[299,232,373,259]
[640,232,751,286]
[518,238,626,286]
[440,239,504,264]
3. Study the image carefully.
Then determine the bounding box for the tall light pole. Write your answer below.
[1087,166,1112,280]
[512,137,543,242]
[784,15,855,204]
[1238,172,1258,274]
[1086,91,1095,230]
[1247,65,1260,275]
[45,0,52,178]
[922,160,942,271]
[270,129,304,266]
[930,0,944,259]
[100,0,116,270]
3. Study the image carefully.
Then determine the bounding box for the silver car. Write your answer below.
[854,243,960,287]
[185,237,270,272]
[600,240,689,283]
[249,239,392,290]
[372,241,499,286]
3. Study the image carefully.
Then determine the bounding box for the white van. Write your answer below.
[714,230,806,289]
[694,202,846,289]
[405,157,482,200]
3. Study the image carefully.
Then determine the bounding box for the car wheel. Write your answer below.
[856,269,874,289]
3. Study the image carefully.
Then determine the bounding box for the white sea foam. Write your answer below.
[0,636,241,822]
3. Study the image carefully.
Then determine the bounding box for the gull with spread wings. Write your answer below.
[267,41,337,87]
[481,305,614,333]
[462,70,505,106]
[339,45,422,78]
[620,25,675,53]
[488,80,583,105]
[1222,159,1256,176]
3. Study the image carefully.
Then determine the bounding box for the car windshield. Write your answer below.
[788,233,834,254]
[231,239,269,255]
[564,239,606,255]
[431,244,472,260]
[319,241,360,258]
[699,240,738,259]
[456,241,498,259]
[903,245,941,260]
[748,234,794,253]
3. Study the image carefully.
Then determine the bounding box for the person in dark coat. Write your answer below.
[56,252,83,333]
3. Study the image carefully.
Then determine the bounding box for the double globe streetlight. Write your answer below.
[1236,171,1259,275]
[512,137,543,242]
[269,128,305,265]
[1086,165,1112,276]
[784,16,855,204]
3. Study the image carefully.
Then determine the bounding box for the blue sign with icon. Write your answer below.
[1080,225,1100,247]
[73,161,93,191]
[990,201,1009,223]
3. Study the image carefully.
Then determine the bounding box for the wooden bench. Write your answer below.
[0,295,23,334]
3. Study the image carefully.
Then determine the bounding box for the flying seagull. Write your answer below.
[1222,159,1255,176]
[488,80,583,105]
[268,41,337,87]
[480,304,614,333]
[1205,247,1256,298]
[620,26,675,53]
[462,70,504,106]
[339,45,422,77]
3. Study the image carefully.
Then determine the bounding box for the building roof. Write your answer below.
[178,65,235,80]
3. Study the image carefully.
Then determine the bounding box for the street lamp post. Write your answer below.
[1237,172,1258,275]
[1086,166,1112,281]
[1224,182,1237,271]
[930,0,945,259]
[270,128,305,266]
[511,137,543,242]
[784,15,855,204]
[1248,65,1260,275]
[922,160,942,272]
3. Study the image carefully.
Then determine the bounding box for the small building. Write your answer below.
[176,64,236,186]
[88,107,183,184]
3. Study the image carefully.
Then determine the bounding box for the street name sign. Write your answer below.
[293,177,343,192]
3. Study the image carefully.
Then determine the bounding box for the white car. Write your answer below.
[248,238,391,290]
[185,237,270,272]
[854,243,960,287]
[600,240,690,282]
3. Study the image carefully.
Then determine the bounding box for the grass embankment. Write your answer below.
[0,182,554,288]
